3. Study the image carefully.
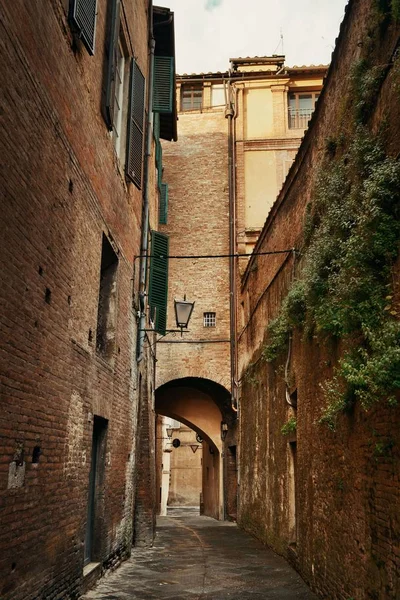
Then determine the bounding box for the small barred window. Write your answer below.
[203,312,216,327]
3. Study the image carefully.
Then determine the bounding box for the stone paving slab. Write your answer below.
[81,510,317,600]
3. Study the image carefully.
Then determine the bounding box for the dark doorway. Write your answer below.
[85,416,108,565]
[226,445,237,520]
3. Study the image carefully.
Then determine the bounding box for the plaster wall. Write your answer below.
[202,441,221,520]
[244,150,277,229]
[245,87,274,138]
[156,387,223,451]
[168,427,202,507]
[234,72,325,256]
[156,386,224,519]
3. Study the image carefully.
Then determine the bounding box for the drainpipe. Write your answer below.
[137,1,155,362]
[223,78,238,522]
[225,79,238,414]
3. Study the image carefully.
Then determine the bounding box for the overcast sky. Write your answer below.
[164,0,348,74]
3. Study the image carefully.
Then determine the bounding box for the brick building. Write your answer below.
[0,1,176,598]
[156,57,325,521]
[238,0,400,598]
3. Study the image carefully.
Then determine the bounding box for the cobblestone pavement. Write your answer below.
[81,508,317,600]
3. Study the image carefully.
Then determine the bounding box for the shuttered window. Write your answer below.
[156,138,162,170]
[70,0,97,55]
[149,231,169,335]
[104,0,121,131]
[154,112,163,190]
[126,60,146,189]
[157,142,163,191]
[153,56,174,113]
[153,112,160,141]
[159,183,168,225]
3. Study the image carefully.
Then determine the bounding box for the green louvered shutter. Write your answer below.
[156,139,162,171]
[153,112,160,141]
[156,141,163,192]
[153,56,174,113]
[149,231,169,335]
[126,60,145,188]
[155,305,167,337]
[159,183,168,225]
[70,0,97,55]
[104,0,121,130]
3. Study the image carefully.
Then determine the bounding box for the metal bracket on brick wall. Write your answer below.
[139,329,190,334]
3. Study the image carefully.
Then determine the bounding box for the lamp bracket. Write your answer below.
[139,329,191,333]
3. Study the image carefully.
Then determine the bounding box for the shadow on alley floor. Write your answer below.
[81,507,317,600]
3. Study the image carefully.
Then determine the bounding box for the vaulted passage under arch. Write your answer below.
[155,377,237,520]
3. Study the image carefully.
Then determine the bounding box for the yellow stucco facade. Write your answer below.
[175,57,327,256]
[231,59,327,256]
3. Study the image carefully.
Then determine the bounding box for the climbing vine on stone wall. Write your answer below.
[262,6,400,429]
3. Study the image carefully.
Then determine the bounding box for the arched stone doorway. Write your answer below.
[155,377,237,521]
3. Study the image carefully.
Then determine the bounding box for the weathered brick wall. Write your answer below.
[238,1,400,598]
[0,0,153,598]
[156,108,231,391]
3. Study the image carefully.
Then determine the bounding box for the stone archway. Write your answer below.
[155,377,236,520]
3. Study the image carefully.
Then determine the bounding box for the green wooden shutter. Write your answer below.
[159,183,168,225]
[153,56,174,113]
[70,0,97,55]
[155,305,167,337]
[153,112,160,141]
[126,60,145,188]
[156,139,162,170]
[156,141,163,192]
[149,231,169,335]
[104,0,121,131]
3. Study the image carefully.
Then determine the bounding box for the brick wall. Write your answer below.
[238,1,400,598]
[156,107,231,391]
[0,0,154,598]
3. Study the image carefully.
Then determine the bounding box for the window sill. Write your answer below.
[95,351,115,373]
[83,561,101,577]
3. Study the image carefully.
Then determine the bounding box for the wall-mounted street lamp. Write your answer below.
[221,422,228,441]
[166,428,174,438]
[190,444,200,453]
[174,295,195,336]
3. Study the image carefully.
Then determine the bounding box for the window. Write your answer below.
[203,312,216,327]
[181,84,203,111]
[126,60,146,188]
[104,1,132,163]
[149,231,169,335]
[159,183,168,225]
[211,84,225,107]
[288,92,319,129]
[153,56,174,113]
[154,112,163,191]
[69,0,97,55]
[96,235,119,359]
[112,37,129,158]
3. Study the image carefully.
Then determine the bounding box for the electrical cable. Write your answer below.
[135,249,294,260]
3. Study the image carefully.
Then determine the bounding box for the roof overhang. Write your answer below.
[153,6,177,141]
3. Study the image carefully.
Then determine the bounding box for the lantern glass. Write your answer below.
[174,298,195,329]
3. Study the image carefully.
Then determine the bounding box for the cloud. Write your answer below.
[205,0,223,11]
[166,0,346,74]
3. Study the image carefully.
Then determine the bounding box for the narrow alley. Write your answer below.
[1,0,399,599]
[82,508,317,600]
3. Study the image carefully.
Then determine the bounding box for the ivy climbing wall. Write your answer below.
[238,1,400,598]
